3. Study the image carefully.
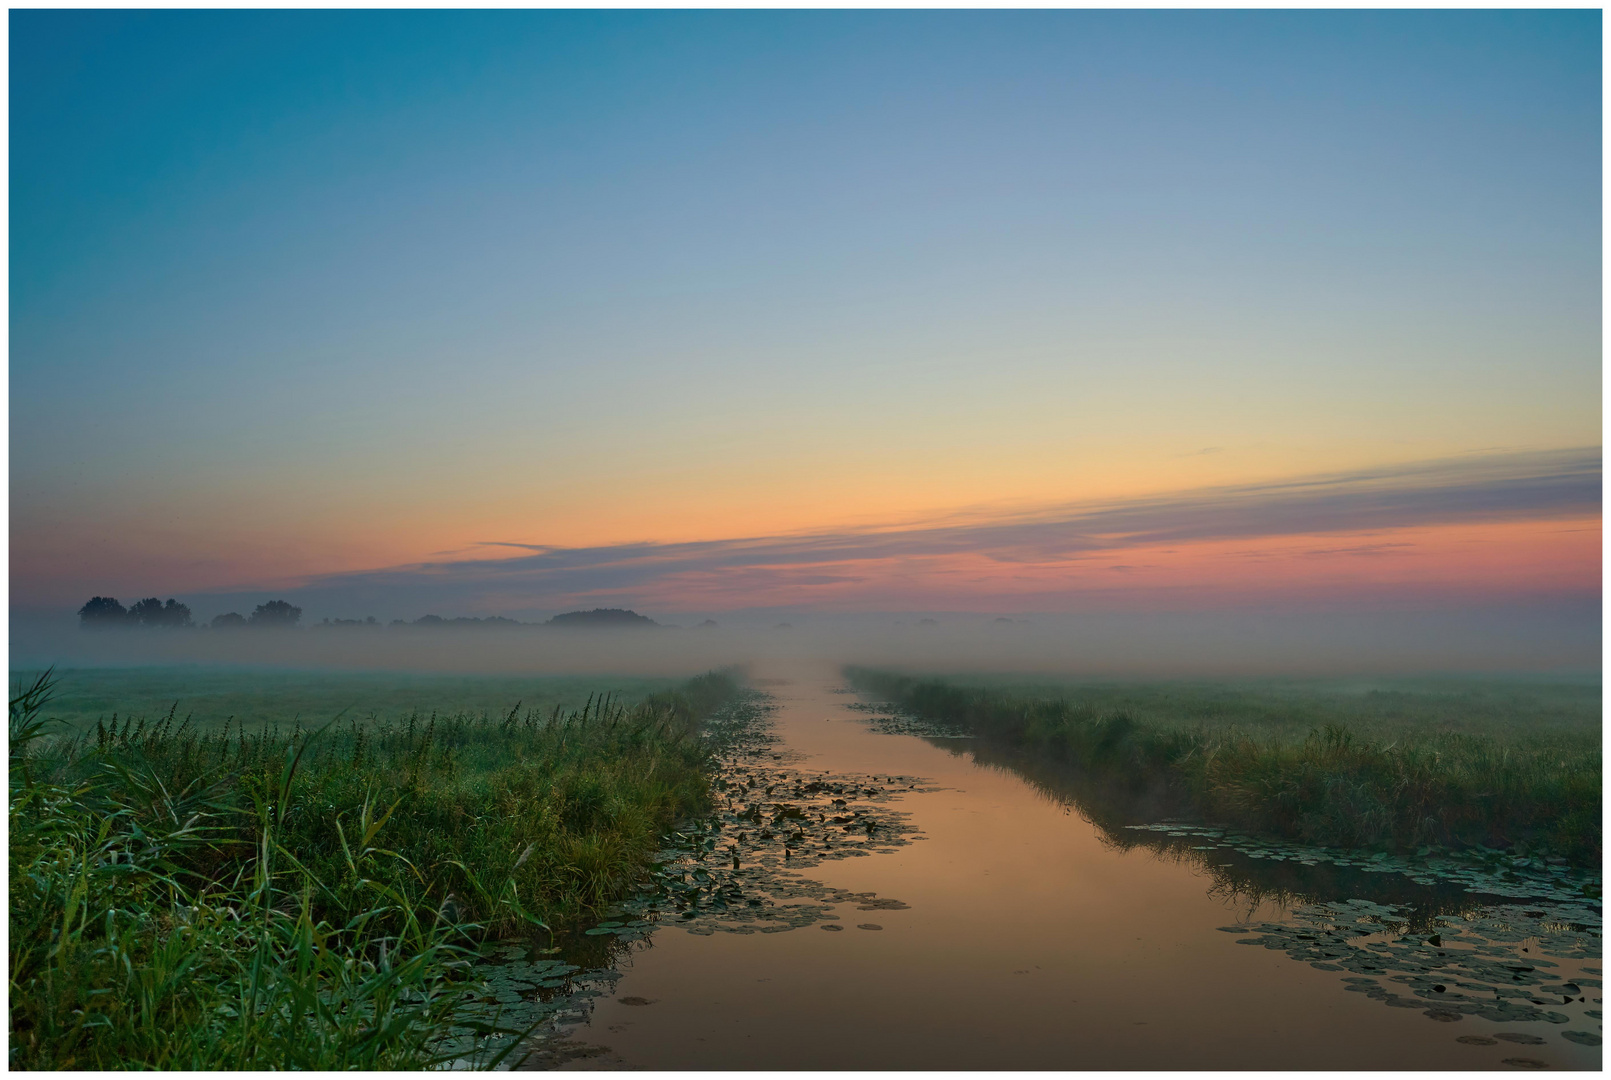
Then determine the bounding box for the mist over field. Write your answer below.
[11,601,1598,679]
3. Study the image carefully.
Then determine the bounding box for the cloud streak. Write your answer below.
[261,447,1598,612]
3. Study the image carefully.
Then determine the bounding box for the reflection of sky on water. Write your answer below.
[486,666,1601,1070]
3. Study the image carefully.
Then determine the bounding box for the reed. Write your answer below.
[10,668,740,1069]
[847,668,1599,867]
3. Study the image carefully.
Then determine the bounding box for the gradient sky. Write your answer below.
[10,10,1601,621]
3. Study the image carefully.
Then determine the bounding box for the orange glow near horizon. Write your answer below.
[13,441,1599,616]
[430,515,1601,615]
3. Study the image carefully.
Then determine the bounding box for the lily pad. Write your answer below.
[1457,1036,1498,1045]
[1561,1031,1601,1046]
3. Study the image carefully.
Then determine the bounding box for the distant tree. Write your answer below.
[128,598,163,625]
[405,614,524,627]
[211,612,247,629]
[78,596,128,628]
[128,597,193,628]
[248,600,302,628]
[545,608,658,628]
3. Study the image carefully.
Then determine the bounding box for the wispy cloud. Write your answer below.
[262,447,1598,612]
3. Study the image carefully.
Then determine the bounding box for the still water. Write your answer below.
[531,663,1600,1071]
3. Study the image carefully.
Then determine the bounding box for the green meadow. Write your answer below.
[16,666,684,733]
[846,668,1601,867]
[9,668,740,1069]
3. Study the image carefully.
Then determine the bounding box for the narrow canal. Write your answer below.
[527,663,1600,1070]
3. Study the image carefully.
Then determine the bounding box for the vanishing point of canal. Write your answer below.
[536,664,1601,1071]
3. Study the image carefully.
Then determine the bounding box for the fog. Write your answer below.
[10,601,1599,681]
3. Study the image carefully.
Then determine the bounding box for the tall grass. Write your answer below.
[10,669,739,1069]
[21,666,686,735]
[847,668,1600,867]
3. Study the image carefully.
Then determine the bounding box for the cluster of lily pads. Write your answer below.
[1220,899,1601,1047]
[842,701,974,740]
[1122,822,1601,904]
[437,948,626,1068]
[1120,821,1602,1052]
[612,696,932,937]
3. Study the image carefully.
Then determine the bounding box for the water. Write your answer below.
[523,663,1601,1070]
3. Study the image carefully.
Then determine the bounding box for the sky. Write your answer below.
[9,10,1602,648]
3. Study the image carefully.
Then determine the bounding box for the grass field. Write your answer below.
[16,666,684,733]
[10,667,740,1069]
[907,671,1602,741]
[847,668,1601,867]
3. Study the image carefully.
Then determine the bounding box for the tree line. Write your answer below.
[77,597,302,629]
[77,601,661,631]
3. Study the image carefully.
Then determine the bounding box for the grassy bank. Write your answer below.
[10,669,739,1069]
[846,668,1600,867]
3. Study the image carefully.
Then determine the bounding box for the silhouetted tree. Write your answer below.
[545,608,658,628]
[78,597,128,628]
[128,597,193,628]
[211,612,247,629]
[248,600,302,627]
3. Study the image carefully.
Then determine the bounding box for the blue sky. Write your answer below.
[10,10,1601,627]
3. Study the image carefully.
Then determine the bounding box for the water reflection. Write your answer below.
[922,730,1602,1048]
[944,732,1596,910]
[467,671,1600,1071]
